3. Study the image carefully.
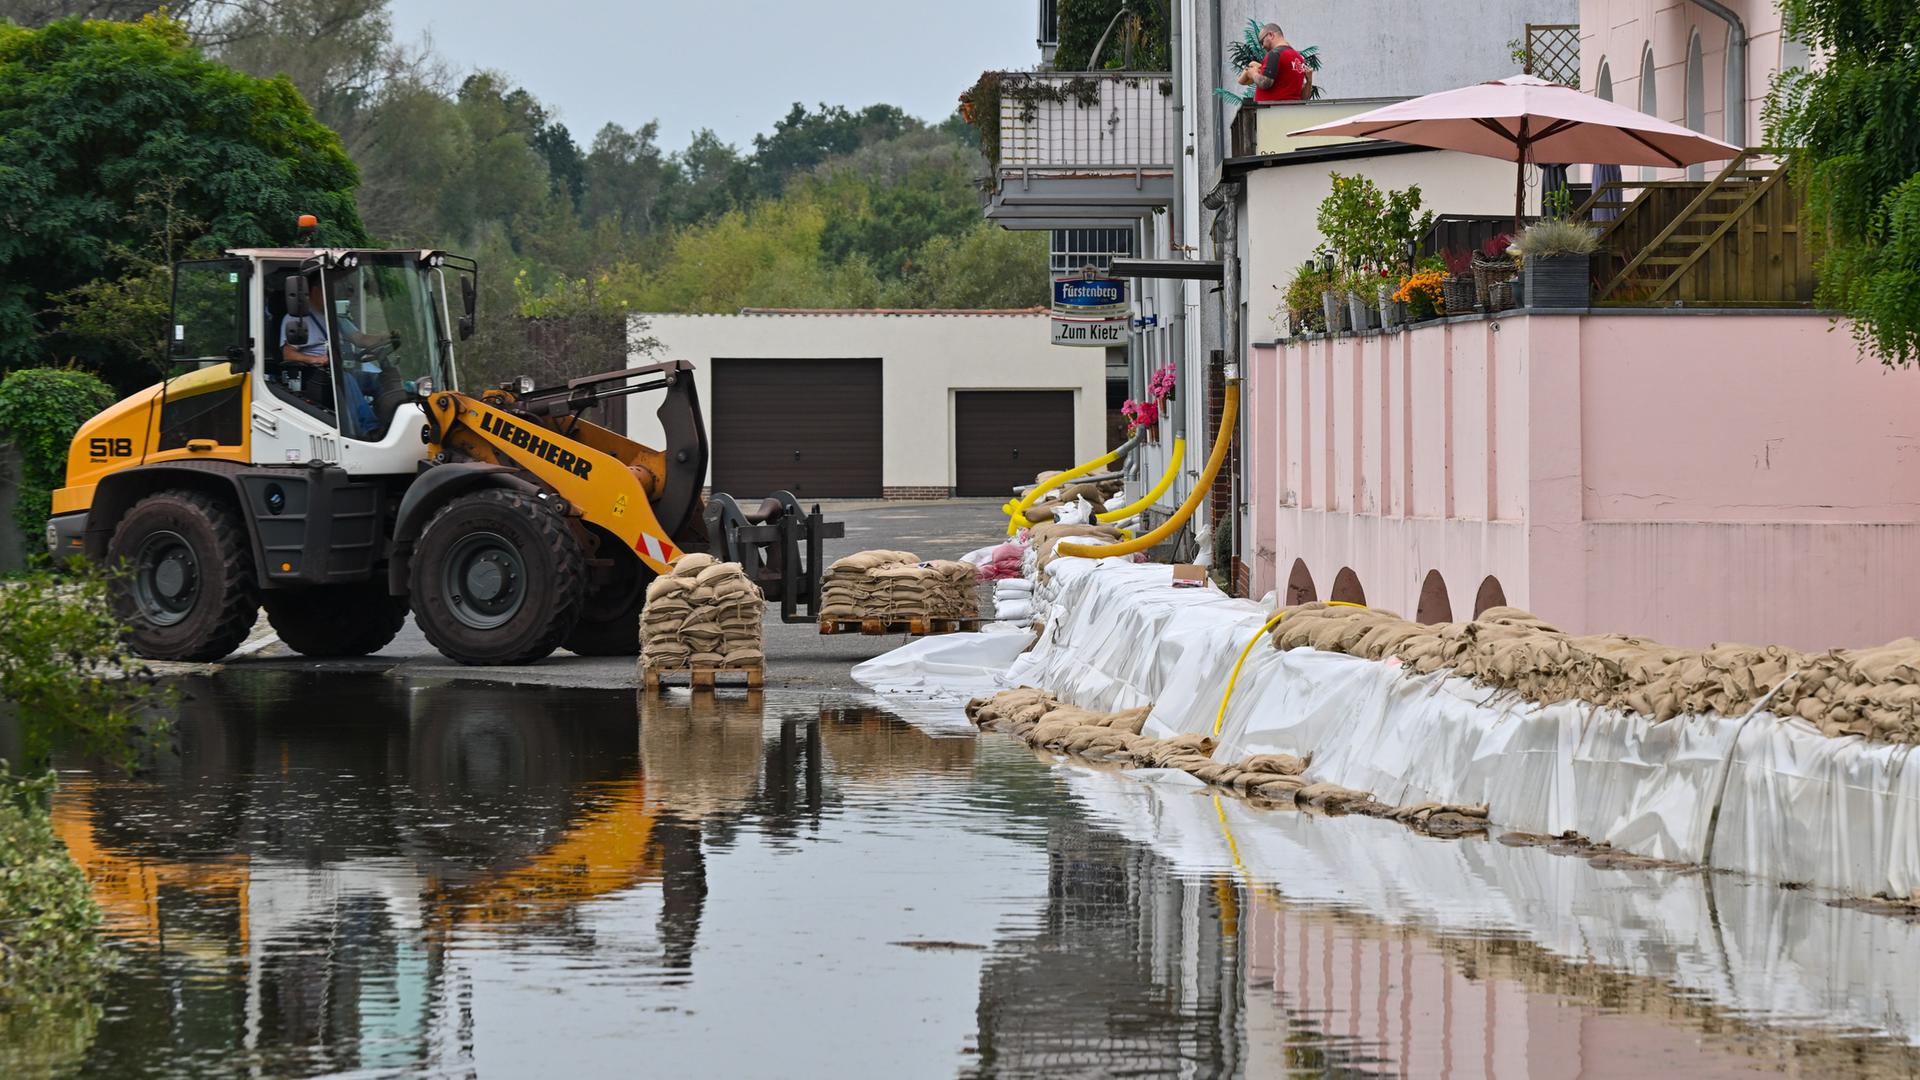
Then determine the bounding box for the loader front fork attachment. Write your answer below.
[704,492,844,624]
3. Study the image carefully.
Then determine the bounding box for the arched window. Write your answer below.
[1685,31,1706,179]
[1285,559,1317,606]
[1416,570,1453,624]
[1473,576,1508,618]
[1330,567,1366,606]
[1595,59,1613,102]
[1639,46,1659,181]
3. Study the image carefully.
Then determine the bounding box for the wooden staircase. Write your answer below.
[1573,150,1809,306]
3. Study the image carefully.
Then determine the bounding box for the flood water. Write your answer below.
[10,670,1920,1078]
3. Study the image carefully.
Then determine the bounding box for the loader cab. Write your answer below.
[236,248,471,471]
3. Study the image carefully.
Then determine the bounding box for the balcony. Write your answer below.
[1228,98,1406,159]
[967,71,1175,230]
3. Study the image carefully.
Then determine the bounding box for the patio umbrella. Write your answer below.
[1288,74,1740,230]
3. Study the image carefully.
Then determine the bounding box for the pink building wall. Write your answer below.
[1246,313,1920,649]
[1579,0,1792,163]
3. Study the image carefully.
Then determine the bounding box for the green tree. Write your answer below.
[744,102,915,198]
[1052,0,1172,71]
[1766,1,1920,365]
[0,16,366,387]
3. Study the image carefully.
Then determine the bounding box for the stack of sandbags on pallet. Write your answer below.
[821,550,918,621]
[1266,601,1920,744]
[821,551,980,622]
[640,553,764,672]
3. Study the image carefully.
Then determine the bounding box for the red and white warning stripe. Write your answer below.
[636,531,676,564]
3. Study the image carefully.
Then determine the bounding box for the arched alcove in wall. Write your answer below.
[1330,567,1366,606]
[1285,559,1316,606]
[1473,575,1508,617]
[1416,570,1453,624]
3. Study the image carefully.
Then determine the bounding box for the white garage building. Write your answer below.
[625,310,1110,500]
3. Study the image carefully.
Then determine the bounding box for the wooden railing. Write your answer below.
[1574,151,1814,306]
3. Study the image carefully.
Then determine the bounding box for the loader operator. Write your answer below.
[280,276,389,435]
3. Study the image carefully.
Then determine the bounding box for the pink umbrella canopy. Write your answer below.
[1289,74,1741,227]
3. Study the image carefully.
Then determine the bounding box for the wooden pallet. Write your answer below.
[642,663,765,691]
[818,616,984,637]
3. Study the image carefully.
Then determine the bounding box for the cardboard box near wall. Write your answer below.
[1171,564,1207,588]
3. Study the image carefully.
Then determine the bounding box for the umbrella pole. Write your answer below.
[1515,159,1525,233]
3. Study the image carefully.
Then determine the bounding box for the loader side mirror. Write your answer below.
[284,275,309,319]
[458,275,476,341]
[227,342,254,375]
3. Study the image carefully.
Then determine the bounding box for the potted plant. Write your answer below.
[1284,262,1329,336]
[1394,265,1447,323]
[1509,219,1599,309]
[1472,233,1517,311]
[1375,267,1404,327]
[1344,266,1378,331]
[1439,249,1475,313]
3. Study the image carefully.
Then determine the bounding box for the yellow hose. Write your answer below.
[1096,438,1185,524]
[1211,600,1367,737]
[1056,381,1240,560]
[1004,441,1132,534]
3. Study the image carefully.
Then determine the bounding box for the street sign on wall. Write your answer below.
[1050,316,1130,347]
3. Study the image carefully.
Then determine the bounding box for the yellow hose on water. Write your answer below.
[1056,381,1240,560]
[1004,440,1132,535]
[1212,600,1367,737]
[1096,438,1185,524]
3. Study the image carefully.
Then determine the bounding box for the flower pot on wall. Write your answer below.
[1321,290,1345,333]
[1522,253,1592,309]
[1347,290,1377,331]
[1376,284,1403,328]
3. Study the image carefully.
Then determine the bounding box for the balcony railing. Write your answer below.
[984,71,1174,187]
[1228,98,1408,159]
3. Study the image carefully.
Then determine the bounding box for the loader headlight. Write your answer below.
[415,377,434,396]
[515,376,534,395]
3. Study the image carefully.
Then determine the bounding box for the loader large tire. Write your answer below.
[263,583,408,657]
[108,490,259,662]
[409,488,585,665]
[563,536,653,657]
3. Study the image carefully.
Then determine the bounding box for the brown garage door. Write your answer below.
[954,390,1076,497]
[711,359,882,499]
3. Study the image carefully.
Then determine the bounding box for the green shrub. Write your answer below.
[0,368,115,554]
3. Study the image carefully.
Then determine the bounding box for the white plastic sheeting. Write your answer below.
[1064,766,1920,1048]
[1006,557,1920,899]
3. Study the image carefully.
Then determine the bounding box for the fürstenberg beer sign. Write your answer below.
[1051,271,1129,347]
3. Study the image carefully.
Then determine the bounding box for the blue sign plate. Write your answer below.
[1052,276,1128,313]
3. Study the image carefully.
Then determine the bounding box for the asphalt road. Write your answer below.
[180,499,1012,691]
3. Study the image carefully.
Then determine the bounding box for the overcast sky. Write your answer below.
[386,0,1039,152]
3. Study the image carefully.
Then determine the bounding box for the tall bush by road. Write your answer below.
[0,369,116,556]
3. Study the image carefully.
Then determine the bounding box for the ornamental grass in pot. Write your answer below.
[1510,219,1599,309]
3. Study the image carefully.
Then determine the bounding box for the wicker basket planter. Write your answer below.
[1442,274,1477,315]
[1488,279,1517,312]
[1471,253,1518,310]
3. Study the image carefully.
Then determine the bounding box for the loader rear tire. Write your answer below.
[563,535,653,657]
[409,488,584,665]
[263,583,408,657]
[107,490,259,662]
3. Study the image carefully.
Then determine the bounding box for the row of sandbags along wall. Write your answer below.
[982,557,1920,901]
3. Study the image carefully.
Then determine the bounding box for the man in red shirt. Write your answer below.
[1243,23,1311,102]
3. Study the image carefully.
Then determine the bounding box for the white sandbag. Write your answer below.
[850,630,1034,696]
[994,598,1034,621]
[995,578,1034,595]
[1008,554,1920,899]
[958,544,998,567]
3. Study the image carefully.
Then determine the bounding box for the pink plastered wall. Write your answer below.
[1248,313,1920,649]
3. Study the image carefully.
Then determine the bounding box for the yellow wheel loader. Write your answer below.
[47,243,838,665]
